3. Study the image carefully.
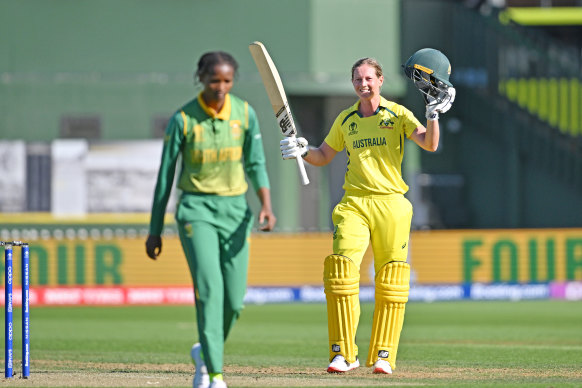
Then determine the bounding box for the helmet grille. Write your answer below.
[411,68,450,105]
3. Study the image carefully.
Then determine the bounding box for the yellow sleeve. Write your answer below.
[323,114,345,152]
[401,106,422,138]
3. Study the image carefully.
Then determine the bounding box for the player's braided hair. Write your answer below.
[195,51,239,83]
[351,58,383,80]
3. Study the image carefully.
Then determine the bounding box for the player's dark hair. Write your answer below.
[195,51,239,83]
[351,58,383,80]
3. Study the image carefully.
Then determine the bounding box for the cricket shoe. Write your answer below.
[209,376,227,388]
[191,343,210,388]
[372,359,393,374]
[326,355,360,373]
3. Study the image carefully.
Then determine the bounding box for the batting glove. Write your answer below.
[280,137,308,160]
[426,86,456,121]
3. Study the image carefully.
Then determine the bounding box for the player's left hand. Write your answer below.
[280,137,308,160]
[426,86,456,120]
[145,235,162,260]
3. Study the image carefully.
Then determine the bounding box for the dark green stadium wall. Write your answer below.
[0,0,403,231]
[401,0,582,228]
[0,0,404,141]
[5,0,578,229]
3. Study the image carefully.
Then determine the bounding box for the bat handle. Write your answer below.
[295,149,310,186]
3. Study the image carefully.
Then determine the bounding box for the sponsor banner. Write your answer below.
[0,228,580,287]
[550,281,582,301]
[299,286,326,303]
[409,284,466,302]
[0,234,372,287]
[244,287,297,304]
[3,282,579,305]
[0,288,40,306]
[469,283,550,300]
[0,287,195,306]
[411,229,582,284]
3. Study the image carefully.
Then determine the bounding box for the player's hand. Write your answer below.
[436,86,455,114]
[425,86,456,120]
[258,207,277,232]
[145,235,162,260]
[280,137,308,160]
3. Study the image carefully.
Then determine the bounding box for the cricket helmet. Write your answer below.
[403,48,453,104]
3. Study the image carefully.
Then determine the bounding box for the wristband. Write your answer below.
[426,111,439,121]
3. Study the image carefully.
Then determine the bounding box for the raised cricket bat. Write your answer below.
[249,41,309,185]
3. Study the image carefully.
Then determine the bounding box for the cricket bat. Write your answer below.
[249,41,309,186]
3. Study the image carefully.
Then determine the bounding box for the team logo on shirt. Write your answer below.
[230,120,242,140]
[379,118,394,129]
[348,122,358,136]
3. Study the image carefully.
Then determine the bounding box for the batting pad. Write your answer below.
[323,254,360,364]
[366,261,410,369]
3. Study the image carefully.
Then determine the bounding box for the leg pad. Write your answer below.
[324,254,360,364]
[366,261,410,369]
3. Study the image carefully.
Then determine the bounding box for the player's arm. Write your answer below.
[146,114,184,260]
[243,105,276,231]
[409,120,439,152]
[303,142,338,166]
[410,84,456,152]
[256,187,276,231]
[280,138,337,166]
[243,105,270,190]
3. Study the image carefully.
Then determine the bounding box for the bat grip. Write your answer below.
[288,135,309,185]
[295,154,310,185]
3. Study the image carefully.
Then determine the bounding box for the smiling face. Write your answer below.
[352,63,384,102]
[200,63,235,104]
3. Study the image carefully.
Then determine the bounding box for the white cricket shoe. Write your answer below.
[209,377,227,388]
[372,358,393,374]
[191,343,210,388]
[326,354,360,373]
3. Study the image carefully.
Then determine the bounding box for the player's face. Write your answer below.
[352,64,383,101]
[201,63,235,103]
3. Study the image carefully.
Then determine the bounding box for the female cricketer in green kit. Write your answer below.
[280,52,455,375]
[145,51,276,388]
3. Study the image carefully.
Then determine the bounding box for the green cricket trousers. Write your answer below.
[176,193,253,375]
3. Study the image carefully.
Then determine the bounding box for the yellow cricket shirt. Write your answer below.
[324,96,422,195]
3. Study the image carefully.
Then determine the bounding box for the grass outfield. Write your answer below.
[3,300,582,387]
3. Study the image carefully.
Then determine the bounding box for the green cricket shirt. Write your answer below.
[149,93,270,235]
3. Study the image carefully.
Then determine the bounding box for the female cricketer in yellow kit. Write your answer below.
[146,51,276,388]
[280,54,455,374]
